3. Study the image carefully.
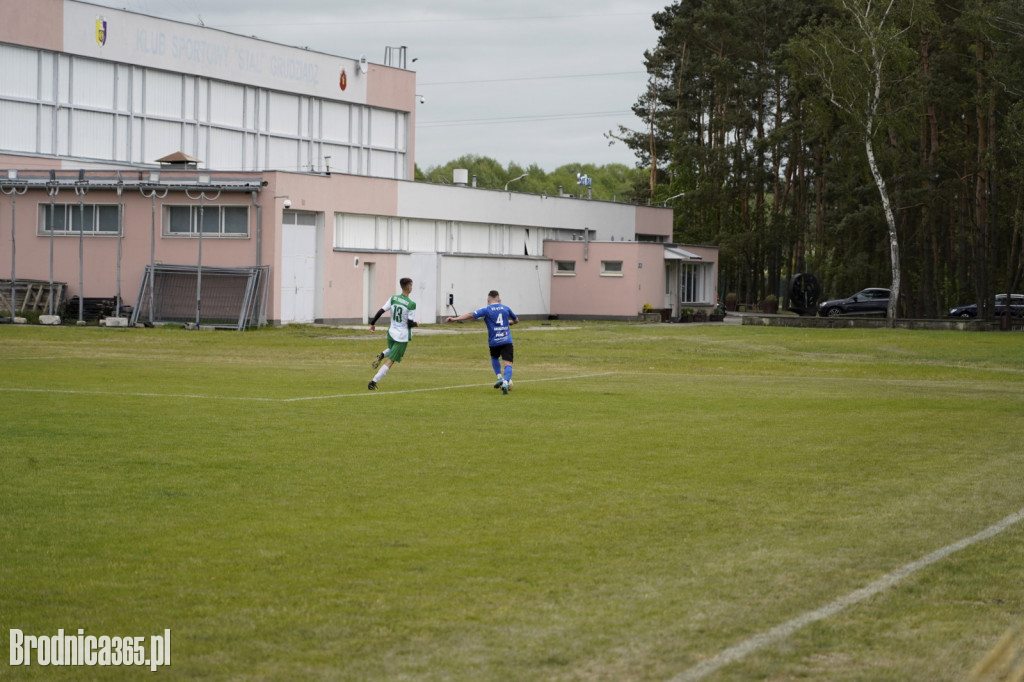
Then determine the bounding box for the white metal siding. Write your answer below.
[114,115,130,161]
[145,119,183,161]
[71,110,113,159]
[458,223,489,254]
[208,82,242,127]
[322,101,350,142]
[0,46,410,177]
[208,129,245,169]
[268,92,299,135]
[370,109,396,148]
[408,219,435,252]
[335,214,376,250]
[71,57,115,108]
[146,71,183,117]
[369,149,399,179]
[437,256,551,320]
[115,65,131,112]
[0,45,41,98]
[0,101,37,152]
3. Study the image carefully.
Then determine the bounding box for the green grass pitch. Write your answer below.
[1,321,1022,680]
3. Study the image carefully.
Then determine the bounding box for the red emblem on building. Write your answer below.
[339,70,347,91]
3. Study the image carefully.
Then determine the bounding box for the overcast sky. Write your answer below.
[84,0,669,172]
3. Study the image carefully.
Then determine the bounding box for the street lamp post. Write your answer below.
[505,173,528,191]
[46,172,59,316]
[186,175,220,327]
[1,170,28,320]
[74,169,89,324]
[139,171,167,325]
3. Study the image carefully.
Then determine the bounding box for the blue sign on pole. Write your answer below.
[576,173,592,188]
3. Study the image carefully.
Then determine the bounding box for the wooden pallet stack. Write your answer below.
[0,279,67,315]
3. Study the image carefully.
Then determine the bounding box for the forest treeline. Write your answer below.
[419,0,1024,317]
[613,0,1024,316]
[416,156,645,203]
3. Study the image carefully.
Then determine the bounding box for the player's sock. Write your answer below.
[490,357,501,376]
[372,365,389,383]
[503,366,513,383]
[383,348,391,357]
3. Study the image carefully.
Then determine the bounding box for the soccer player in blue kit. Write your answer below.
[444,290,519,394]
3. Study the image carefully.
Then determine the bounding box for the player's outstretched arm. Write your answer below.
[444,313,473,323]
[368,307,385,332]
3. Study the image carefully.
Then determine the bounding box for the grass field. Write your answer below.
[1,320,1022,681]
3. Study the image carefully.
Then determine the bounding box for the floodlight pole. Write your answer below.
[186,181,221,327]
[74,171,89,324]
[46,177,59,316]
[1,173,28,320]
[140,177,168,326]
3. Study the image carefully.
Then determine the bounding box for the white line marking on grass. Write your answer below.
[0,386,279,401]
[672,507,1024,682]
[283,382,485,401]
[284,372,616,401]
[0,372,615,403]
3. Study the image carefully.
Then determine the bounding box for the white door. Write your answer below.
[409,253,438,323]
[281,224,317,323]
[362,262,375,323]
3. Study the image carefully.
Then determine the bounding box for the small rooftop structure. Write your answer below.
[156,152,202,169]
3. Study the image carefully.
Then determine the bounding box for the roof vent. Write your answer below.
[156,152,201,169]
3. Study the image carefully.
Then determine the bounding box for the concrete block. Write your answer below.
[38,315,62,325]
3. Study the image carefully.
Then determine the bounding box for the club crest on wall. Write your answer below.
[96,17,108,46]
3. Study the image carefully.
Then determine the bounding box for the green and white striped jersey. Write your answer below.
[383,294,416,342]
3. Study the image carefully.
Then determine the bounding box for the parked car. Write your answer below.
[948,294,1024,318]
[818,288,891,317]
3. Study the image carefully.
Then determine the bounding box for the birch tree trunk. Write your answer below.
[794,0,913,325]
[864,134,901,323]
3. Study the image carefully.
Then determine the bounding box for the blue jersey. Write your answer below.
[472,303,517,346]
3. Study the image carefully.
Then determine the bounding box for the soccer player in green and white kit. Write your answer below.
[367,277,417,390]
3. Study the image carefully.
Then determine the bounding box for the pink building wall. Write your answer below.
[634,205,674,240]
[0,171,266,312]
[545,242,667,319]
[263,172,401,322]
[0,0,63,52]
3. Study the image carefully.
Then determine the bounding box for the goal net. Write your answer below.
[130,264,269,330]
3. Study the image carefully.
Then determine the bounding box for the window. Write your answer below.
[39,204,119,235]
[600,260,623,276]
[554,260,576,275]
[680,262,713,304]
[283,210,317,227]
[166,205,249,237]
[334,213,396,250]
